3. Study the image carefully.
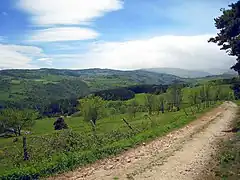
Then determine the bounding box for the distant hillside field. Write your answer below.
[0,68,184,91]
[0,68,184,112]
[143,67,237,78]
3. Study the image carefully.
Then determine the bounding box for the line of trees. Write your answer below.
[77,84,234,137]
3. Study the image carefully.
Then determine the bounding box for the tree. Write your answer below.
[156,96,165,114]
[209,1,240,74]
[215,86,222,101]
[228,91,235,100]
[79,96,106,135]
[204,84,212,107]
[189,91,199,106]
[128,100,139,119]
[232,83,240,99]
[188,91,199,113]
[0,109,38,136]
[54,117,68,130]
[144,94,155,115]
[167,84,183,111]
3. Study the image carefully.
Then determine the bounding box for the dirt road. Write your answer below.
[50,102,237,180]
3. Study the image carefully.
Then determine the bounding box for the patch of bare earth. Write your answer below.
[49,102,237,180]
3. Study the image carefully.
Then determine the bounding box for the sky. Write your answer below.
[0,0,237,70]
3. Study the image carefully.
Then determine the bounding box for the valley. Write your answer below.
[0,68,238,179]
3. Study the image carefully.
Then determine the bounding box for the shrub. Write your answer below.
[53,117,68,130]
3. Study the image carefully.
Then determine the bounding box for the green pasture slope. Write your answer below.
[0,82,235,179]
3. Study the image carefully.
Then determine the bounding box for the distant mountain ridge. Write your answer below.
[0,68,185,92]
[142,67,237,78]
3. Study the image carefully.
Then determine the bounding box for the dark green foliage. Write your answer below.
[233,84,240,99]
[44,98,79,117]
[0,77,90,117]
[94,88,135,101]
[93,84,168,101]
[127,84,168,94]
[54,117,68,130]
[209,1,240,74]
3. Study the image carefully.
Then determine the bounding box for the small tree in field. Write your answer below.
[189,91,198,105]
[144,94,155,115]
[0,109,38,136]
[205,84,212,107]
[128,100,138,119]
[79,96,105,136]
[54,117,68,130]
[168,84,183,111]
[214,86,222,101]
[199,86,205,102]
[156,96,165,114]
[188,91,199,113]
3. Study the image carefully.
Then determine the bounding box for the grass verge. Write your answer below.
[214,102,240,180]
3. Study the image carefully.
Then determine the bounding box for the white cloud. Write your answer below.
[0,44,45,69]
[28,27,99,42]
[18,0,123,26]
[56,34,235,70]
[37,57,53,65]
[3,35,235,70]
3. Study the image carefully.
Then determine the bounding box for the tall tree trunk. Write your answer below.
[90,120,97,138]
[17,127,21,136]
[161,102,164,113]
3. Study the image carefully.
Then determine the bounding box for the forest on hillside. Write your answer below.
[0,68,185,116]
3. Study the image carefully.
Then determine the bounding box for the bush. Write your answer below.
[53,117,68,130]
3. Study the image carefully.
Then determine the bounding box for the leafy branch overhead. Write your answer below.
[209,1,240,74]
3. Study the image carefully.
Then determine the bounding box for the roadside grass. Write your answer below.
[214,101,240,179]
[0,103,220,179]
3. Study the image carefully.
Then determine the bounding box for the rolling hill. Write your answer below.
[142,67,212,78]
[0,68,185,111]
[142,67,238,78]
[0,68,185,91]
